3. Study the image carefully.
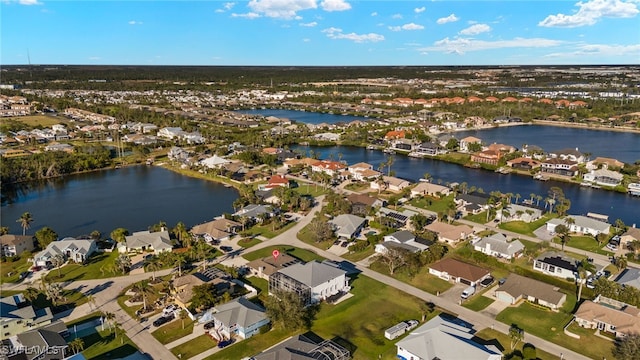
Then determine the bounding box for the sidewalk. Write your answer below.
[165,322,205,349]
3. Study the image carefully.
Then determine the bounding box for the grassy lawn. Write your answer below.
[474,328,560,360]
[152,318,195,344]
[465,211,490,224]
[27,289,88,314]
[242,245,325,263]
[344,182,370,192]
[243,220,297,239]
[408,194,455,214]
[2,115,63,127]
[242,276,269,301]
[45,251,123,282]
[204,328,292,360]
[236,237,262,248]
[293,183,330,197]
[170,334,217,359]
[562,236,615,257]
[341,246,376,262]
[0,256,33,284]
[73,327,138,360]
[498,214,555,237]
[463,296,495,311]
[369,261,453,295]
[496,297,613,360]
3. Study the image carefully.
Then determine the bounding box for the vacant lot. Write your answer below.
[2,115,64,128]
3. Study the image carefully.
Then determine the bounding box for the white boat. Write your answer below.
[419,178,430,183]
[408,152,425,158]
[383,148,395,154]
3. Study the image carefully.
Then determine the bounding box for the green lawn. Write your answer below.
[341,246,376,262]
[170,334,217,359]
[45,251,123,282]
[293,183,330,197]
[561,236,615,256]
[242,276,269,301]
[408,194,456,214]
[463,296,495,311]
[496,298,613,360]
[236,237,262,248]
[296,224,335,250]
[343,182,370,192]
[498,214,555,237]
[369,261,453,295]
[474,328,560,360]
[73,326,138,360]
[151,318,195,344]
[27,289,88,313]
[465,211,490,224]
[242,245,325,263]
[2,115,64,127]
[204,328,292,360]
[0,256,33,284]
[243,220,297,239]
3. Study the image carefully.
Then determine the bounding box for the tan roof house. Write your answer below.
[370,176,410,193]
[173,268,234,308]
[246,253,302,279]
[191,218,241,242]
[0,234,34,257]
[425,221,474,244]
[574,300,640,338]
[410,182,450,198]
[495,274,566,310]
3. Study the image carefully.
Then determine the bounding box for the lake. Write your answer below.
[235,109,371,125]
[0,166,238,238]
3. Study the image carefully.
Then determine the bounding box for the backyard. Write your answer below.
[170,334,217,359]
[45,251,123,282]
[474,328,560,360]
[368,260,453,295]
[408,194,456,214]
[65,313,139,360]
[0,255,33,284]
[498,214,556,237]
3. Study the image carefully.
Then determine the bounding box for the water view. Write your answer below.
[236,108,371,125]
[0,166,238,237]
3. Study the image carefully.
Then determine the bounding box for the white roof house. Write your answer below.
[396,315,501,360]
[376,230,433,254]
[500,204,542,223]
[546,215,611,236]
[328,214,367,239]
[123,230,172,254]
[583,168,624,187]
[34,237,97,267]
[200,155,231,169]
[472,233,525,260]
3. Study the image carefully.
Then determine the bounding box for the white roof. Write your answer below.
[548,215,610,232]
[277,261,346,288]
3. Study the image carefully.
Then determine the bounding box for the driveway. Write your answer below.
[439,282,468,304]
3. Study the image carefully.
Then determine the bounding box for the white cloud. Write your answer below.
[371,11,378,16]
[322,27,384,42]
[389,22,424,31]
[459,23,490,35]
[303,38,311,42]
[231,12,261,19]
[392,13,403,19]
[421,36,564,55]
[216,2,235,12]
[320,0,351,12]
[437,13,459,24]
[414,6,426,13]
[19,0,42,5]
[544,43,640,58]
[247,0,317,19]
[88,56,101,61]
[300,21,318,27]
[539,0,639,28]
[128,20,143,25]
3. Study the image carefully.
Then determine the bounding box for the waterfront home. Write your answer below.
[471,150,501,166]
[455,193,489,215]
[44,143,74,152]
[548,148,585,163]
[310,160,347,177]
[396,314,501,360]
[391,138,415,151]
[628,182,640,195]
[209,297,270,340]
[122,230,172,254]
[410,182,450,198]
[269,261,350,306]
[546,215,611,236]
[506,157,541,170]
[494,274,566,311]
[34,237,97,267]
[582,168,624,187]
[0,234,34,257]
[252,333,350,360]
[620,227,640,249]
[282,157,318,170]
[533,251,578,279]
[414,141,444,156]
[346,193,385,216]
[246,253,302,279]
[499,203,542,223]
[425,221,474,244]
[437,134,457,148]
[370,176,410,193]
[313,132,341,142]
[190,218,241,243]
[328,214,367,239]
[0,294,54,338]
[428,258,491,286]
[587,157,625,170]
[540,158,579,177]
[384,130,406,140]
[347,162,381,181]
[375,230,433,254]
[472,233,524,260]
[486,143,516,153]
[460,136,482,152]
[200,154,231,169]
[574,300,640,338]
[233,204,275,222]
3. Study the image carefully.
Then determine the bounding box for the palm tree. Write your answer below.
[554,224,570,251]
[68,338,84,354]
[515,193,521,204]
[173,253,187,277]
[615,255,628,271]
[386,155,394,176]
[132,280,154,311]
[179,308,188,330]
[173,221,190,248]
[24,287,40,304]
[529,193,536,204]
[535,195,543,207]
[86,294,97,311]
[0,226,9,235]
[17,212,33,236]
[103,311,116,331]
[51,254,65,278]
[576,259,596,300]
[145,258,162,282]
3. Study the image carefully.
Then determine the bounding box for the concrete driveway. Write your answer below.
[439,282,468,305]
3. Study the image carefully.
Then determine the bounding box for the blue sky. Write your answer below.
[2,0,639,65]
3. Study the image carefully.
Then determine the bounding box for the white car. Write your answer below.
[606,243,618,251]
[163,304,178,315]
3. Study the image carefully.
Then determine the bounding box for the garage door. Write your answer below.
[459,278,471,285]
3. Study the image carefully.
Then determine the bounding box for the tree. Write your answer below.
[68,338,84,354]
[554,224,570,251]
[110,228,129,243]
[104,312,116,331]
[308,218,333,243]
[115,254,132,274]
[614,218,627,234]
[613,333,640,360]
[509,324,524,350]
[51,254,65,278]
[615,255,628,271]
[17,212,33,236]
[179,308,188,330]
[265,289,311,331]
[522,344,536,360]
[190,283,219,311]
[596,232,608,247]
[90,230,101,240]
[24,287,40,304]
[35,227,58,250]
[172,252,187,277]
[86,294,97,311]
[385,155,394,176]
[576,258,595,300]
[132,280,154,311]
[173,221,191,248]
[410,213,429,231]
[40,279,64,307]
[145,258,162,282]
[377,247,410,275]
[0,226,9,235]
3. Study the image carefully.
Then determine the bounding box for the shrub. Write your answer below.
[522,344,537,360]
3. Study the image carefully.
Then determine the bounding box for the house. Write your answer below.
[347,162,381,181]
[209,297,270,340]
[620,227,640,249]
[546,215,611,236]
[587,157,625,170]
[173,267,234,308]
[310,160,347,177]
[200,155,231,169]
[375,230,433,254]
[425,221,473,244]
[459,136,482,152]
[246,253,302,279]
[0,294,54,338]
[34,238,97,267]
[396,314,501,360]
[471,150,502,166]
[269,261,350,306]
[540,158,579,177]
[346,194,385,216]
[190,218,241,243]
[428,258,491,286]
[548,148,585,163]
[574,300,640,338]
[507,157,541,170]
[313,132,341,142]
[0,235,34,257]
[328,214,367,239]
[414,142,443,156]
[377,207,418,228]
[5,327,67,360]
[122,230,172,254]
[370,176,410,192]
[455,193,489,215]
[252,333,350,360]
[495,274,567,310]
[157,127,184,140]
[583,168,624,187]
[258,175,290,190]
[472,233,524,260]
[615,268,640,290]
[410,182,450,198]
[391,138,415,151]
[500,204,542,223]
[44,143,73,152]
[233,204,275,221]
[384,130,406,140]
[486,143,516,153]
[533,252,578,279]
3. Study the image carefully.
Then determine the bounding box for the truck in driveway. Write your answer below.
[460,286,476,299]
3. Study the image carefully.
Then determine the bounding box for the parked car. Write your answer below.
[220,246,233,253]
[480,276,495,288]
[153,314,174,327]
[204,321,216,330]
[217,339,234,348]
[606,242,618,251]
[163,304,178,315]
[498,278,507,286]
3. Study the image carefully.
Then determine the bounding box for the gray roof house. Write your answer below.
[9,328,67,360]
[34,237,97,267]
[122,230,172,254]
[615,268,640,290]
[546,215,610,236]
[1,294,54,338]
[472,233,525,260]
[252,333,350,360]
[233,204,275,221]
[500,204,542,223]
[210,297,270,340]
[375,230,434,254]
[396,315,501,360]
[495,274,567,310]
[269,261,350,306]
[328,214,367,239]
